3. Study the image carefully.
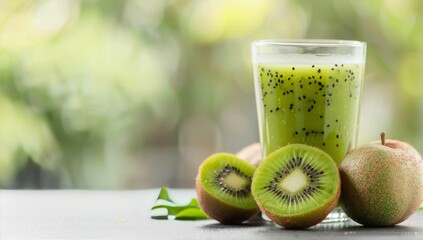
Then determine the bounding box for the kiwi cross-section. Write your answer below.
[252,144,340,229]
[196,153,260,224]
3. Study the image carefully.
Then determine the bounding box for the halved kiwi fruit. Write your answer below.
[196,153,260,224]
[251,144,340,229]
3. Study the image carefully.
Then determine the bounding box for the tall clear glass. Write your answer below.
[251,39,366,222]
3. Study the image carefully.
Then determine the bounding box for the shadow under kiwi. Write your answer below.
[199,216,271,229]
[333,225,423,235]
[256,221,421,236]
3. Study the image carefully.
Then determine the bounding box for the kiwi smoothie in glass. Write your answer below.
[251,40,366,223]
[252,40,366,164]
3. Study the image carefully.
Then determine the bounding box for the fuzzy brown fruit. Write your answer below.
[340,132,423,226]
[236,143,262,167]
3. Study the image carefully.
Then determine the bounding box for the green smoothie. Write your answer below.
[256,63,363,163]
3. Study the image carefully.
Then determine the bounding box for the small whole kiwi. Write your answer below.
[236,143,262,167]
[340,132,423,226]
[196,153,260,224]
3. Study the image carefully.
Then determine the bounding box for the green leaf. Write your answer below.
[175,208,208,220]
[156,187,173,203]
[151,187,208,221]
[419,206,423,210]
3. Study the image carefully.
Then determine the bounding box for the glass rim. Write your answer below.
[252,39,366,47]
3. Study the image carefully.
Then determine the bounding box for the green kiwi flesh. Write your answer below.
[196,153,259,224]
[252,144,340,229]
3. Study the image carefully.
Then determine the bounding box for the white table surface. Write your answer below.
[1,189,422,239]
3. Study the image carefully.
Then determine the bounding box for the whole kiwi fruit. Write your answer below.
[236,143,262,167]
[339,132,423,226]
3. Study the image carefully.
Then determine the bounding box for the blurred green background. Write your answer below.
[0,0,422,189]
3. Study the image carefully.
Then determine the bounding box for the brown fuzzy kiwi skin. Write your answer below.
[340,140,423,226]
[195,176,260,224]
[236,143,262,167]
[255,174,341,229]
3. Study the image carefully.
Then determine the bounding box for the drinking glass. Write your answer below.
[251,39,366,222]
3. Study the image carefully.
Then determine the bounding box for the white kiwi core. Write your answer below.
[223,172,248,190]
[279,168,308,193]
